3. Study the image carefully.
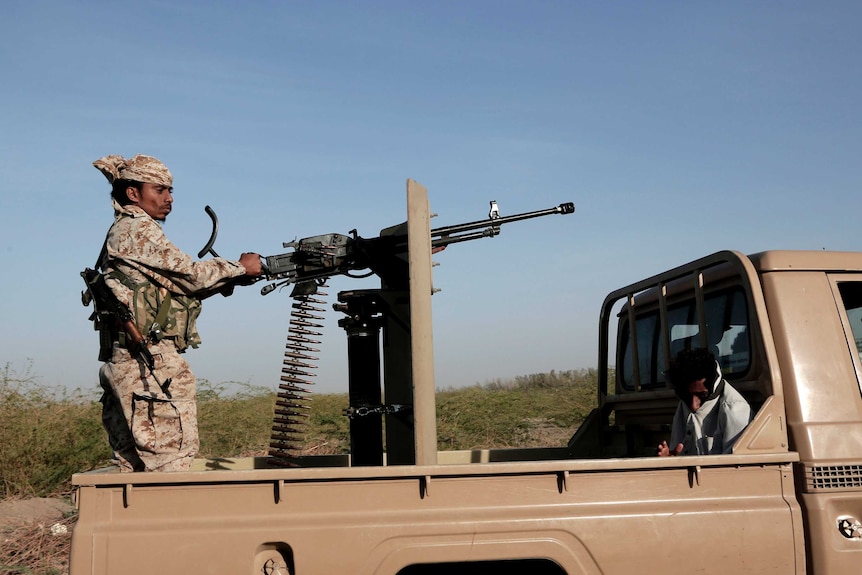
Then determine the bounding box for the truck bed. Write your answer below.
[71,450,802,575]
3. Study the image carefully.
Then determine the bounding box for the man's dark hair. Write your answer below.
[665,347,717,391]
[111,179,141,206]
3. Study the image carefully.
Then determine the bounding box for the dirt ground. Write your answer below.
[0,497,75,531]
[1,497,76,575]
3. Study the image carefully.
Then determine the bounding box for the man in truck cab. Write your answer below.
[657,348,753,456]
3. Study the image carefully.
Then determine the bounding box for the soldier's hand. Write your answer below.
[239,252,263,276]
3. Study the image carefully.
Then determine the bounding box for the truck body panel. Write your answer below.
[71,454,802,575]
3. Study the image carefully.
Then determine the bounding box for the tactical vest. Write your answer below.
[106,267,202,354]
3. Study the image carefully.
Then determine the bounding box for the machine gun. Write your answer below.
[199,181,574,467]
[256,199,574,296]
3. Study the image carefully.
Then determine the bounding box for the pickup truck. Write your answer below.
[70,182,862,574]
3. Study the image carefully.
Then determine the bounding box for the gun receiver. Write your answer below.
[259,200,574,295]
[261,232,358,295]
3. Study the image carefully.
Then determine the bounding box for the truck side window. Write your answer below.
[620,311,660,390]
[710,289,750,376]
[837,282,862,365]
[620,287,750,391]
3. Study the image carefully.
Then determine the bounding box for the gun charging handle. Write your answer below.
[198,205,221,259]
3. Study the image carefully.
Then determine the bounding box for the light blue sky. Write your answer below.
[1,1,860,394]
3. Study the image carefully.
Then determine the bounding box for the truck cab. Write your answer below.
[570,249,862,573]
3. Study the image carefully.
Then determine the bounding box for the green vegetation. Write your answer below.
[437,369,598,449]
[1,362,598,575]
[196,381,353,459]
[0,362,110,499]
[0,363,598,499]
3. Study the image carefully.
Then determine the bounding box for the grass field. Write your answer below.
[0,362,599,574]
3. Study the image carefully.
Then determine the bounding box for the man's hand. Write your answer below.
[239,252,263,276]
[657,440,684,457]
[215,253,261,297]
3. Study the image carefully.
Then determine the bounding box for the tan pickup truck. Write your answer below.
[70,183,862,574]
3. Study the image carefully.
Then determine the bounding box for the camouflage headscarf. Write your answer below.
[93,154,173,187]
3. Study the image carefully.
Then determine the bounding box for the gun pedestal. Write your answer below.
[336,287,418,466]
[336,291,385,466]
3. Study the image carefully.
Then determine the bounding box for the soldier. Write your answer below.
[91,154,262,472]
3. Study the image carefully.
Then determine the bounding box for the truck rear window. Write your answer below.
[619,287,751,391]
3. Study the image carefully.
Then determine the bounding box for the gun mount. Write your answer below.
[200,180,574,468]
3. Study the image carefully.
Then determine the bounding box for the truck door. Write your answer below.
[796,277,862,573]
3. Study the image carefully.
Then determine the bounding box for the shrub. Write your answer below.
[1,363,596,497]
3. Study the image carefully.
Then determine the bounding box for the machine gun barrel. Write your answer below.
[431,202,574,248]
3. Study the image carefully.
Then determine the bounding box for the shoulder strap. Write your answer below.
[95,237,108,270]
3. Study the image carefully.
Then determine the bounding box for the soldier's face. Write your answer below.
[128,183,173,221]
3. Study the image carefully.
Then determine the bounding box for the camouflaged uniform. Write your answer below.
[93,154,246,472]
